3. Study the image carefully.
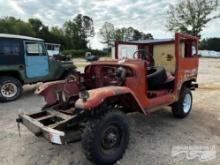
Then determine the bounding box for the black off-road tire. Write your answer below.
[81,110,130,165]
[172,87,192,118]
[0,76,23,102]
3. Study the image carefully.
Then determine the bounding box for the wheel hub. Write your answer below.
[102,125,121,150]
[183,93,192,113]
[1,83,17,98]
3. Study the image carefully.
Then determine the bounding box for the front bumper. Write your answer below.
[17,113,66,145]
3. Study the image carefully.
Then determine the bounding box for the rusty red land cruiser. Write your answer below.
[17,33,199,165]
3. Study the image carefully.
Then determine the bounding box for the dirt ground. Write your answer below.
[0,58,220,165]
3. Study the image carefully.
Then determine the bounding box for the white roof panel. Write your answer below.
[0,33,43,41]
[130,38,174,44]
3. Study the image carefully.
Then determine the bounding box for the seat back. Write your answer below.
[153,44,176,73]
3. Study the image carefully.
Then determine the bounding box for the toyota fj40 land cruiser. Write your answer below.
[17,33,199,165]
[0,34,76,102]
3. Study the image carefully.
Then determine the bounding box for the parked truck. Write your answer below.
[17,33,199,164]
[0,34,76,102]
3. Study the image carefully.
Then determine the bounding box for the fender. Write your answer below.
[0,69,25,84]
[75,86,146,114]
[36,80,80,106]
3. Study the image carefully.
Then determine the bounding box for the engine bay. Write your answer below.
[84,64,134,89]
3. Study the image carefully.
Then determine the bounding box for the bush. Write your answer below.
[62,49,110,58]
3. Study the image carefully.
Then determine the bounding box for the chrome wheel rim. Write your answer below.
[1,83,17,98]
[183,93,192,113]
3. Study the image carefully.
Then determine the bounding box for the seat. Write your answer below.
[147,66,167,90]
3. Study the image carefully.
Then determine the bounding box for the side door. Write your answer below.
[24,41,49,78]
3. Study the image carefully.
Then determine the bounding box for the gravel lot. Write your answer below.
[0,58,220,165]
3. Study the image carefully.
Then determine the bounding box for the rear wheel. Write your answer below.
[82,110,129,165]
[172,87,192,118]
[0,76,22,102]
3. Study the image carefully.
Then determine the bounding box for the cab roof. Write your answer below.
[0,33,43,41]
[130,38,174,44]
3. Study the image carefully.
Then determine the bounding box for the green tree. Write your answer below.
[99,22,153,48]
[133,29,153,40]
[115,27,134,41]
[99,22,115,47]
[28,18,43,36]
[199,38,220,51]
[28,18,53,42]
[50,26,66,49]
[0,17,34,36]
[63,14,94,49]
[0,15,96,50]
[166,0,220,37]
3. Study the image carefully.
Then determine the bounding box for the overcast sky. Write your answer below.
[0,0,220,49]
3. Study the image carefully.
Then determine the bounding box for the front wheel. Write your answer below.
[82,110,130,165]
[0,76,23,102]
[172,87,192,118]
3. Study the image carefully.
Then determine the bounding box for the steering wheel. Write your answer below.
[115,67,127,85]
[108,67,127,86]
[133,49,155,67]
